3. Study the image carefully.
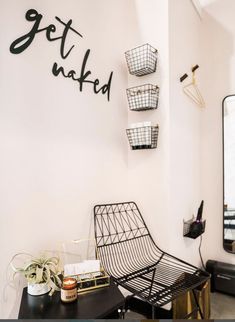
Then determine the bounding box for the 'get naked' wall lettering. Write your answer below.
[10,9,113,101]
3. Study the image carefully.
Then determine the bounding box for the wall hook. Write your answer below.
[180,73,188,83]
[180,65,205,108]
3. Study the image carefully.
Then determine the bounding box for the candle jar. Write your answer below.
[61,277,77,303]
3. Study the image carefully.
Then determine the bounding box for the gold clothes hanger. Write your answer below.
[180,65,205,108]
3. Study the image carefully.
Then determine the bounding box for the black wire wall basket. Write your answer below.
[183,218,206,239]
[126,84,160,111]
[125,44,158,76]
[126,125,159,150]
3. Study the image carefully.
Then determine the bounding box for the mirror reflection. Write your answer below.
[223,95,235,252]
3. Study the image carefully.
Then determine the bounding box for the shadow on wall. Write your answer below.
[201,7,235,263]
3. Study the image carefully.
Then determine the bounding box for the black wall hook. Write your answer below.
[192,64,199,72]
[180,73,188,82]
[180,65,199,83]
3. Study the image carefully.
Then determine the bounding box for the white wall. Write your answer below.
[168,0,204,264]
[127,0,207,267]
[2,0,235,319]
[168,0,235,267]
[200,0,235,264]
[0,0,173,317]
[126,0,171,250]
[0,0,139,317]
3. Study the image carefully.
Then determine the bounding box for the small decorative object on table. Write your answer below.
[10,253,62,296]
[61,277,78,303]
[76,270,110,293]
[63,260,110,294]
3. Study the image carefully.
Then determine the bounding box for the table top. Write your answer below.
[18,282,125,319]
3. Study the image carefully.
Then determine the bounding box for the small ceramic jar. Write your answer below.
[27,282,50,296]
[61,277,77,303]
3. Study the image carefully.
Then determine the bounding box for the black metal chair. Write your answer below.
[94,201,210,319]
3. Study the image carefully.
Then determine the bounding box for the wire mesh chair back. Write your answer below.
[94,202,161,277]
[94,202,149,246]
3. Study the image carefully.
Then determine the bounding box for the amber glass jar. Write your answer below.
[61,277,77,303]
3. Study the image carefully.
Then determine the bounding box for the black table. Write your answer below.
[18,282,125,319]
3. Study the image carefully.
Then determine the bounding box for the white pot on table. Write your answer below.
[27,282,50,296]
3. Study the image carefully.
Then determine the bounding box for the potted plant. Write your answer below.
[10,253,62,296]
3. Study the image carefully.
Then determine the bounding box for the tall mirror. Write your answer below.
[223,95,235,253]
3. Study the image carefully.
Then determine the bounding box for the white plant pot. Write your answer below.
[27,282,50,296]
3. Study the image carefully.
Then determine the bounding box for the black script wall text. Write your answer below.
[10,9,113,101]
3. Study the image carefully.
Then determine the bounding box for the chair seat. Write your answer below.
[114,253,208,307]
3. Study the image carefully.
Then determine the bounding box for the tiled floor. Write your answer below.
[210,292,235,319]
[126,292,235,319]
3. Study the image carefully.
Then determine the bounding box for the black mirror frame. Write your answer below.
[222,95,235,253]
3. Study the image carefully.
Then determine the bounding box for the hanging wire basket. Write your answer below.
[126,84,160,111]
[126,125,159,150]
[125,44,158,76]
[183,218,206,239]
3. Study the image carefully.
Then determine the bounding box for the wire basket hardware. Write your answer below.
[126,125,159,150]
[126,84,160,111]
[125,44,158,76]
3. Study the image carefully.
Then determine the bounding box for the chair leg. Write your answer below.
[118,307,125,319]
[192,289,204,319]
[152,305,155,319]
[124,295,132,312]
